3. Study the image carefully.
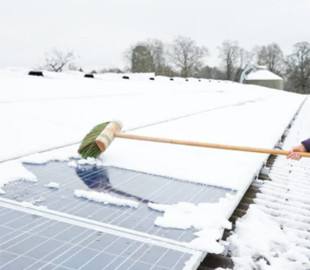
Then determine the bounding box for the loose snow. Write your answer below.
[149,196,234,253]
[20,201,48,210]
[74,189,139,208]
[230,205,310,270]
[44,182,60,189]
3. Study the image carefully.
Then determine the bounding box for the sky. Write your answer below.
[1,0,310,72]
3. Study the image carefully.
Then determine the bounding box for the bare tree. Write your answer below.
[147,39,167,75]
[125,39,174,76]
[235,48,254,81]
[254,43,284,76]
[168,36,208,77]
[42,48,75,72]
[218,40,240,80]
[99,67,123,74]
[218,40,252,81]
[285,41,310,93]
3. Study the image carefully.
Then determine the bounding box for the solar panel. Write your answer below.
[0,160,236,269]
[0,206,193,270]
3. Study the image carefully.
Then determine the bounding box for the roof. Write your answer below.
[246,68,283,81]
[0,69,307,269]
[227,96,310,269]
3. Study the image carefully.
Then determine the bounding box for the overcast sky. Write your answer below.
[1,0,310,72]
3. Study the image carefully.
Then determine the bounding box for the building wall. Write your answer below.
[245,80,284,90]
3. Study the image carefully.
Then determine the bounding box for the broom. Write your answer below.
[78,120,310,159]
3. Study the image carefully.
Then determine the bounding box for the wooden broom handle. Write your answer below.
[115,133,310,158]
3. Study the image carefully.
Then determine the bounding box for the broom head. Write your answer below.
[78,120,122,159]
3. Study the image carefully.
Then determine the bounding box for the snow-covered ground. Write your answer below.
[0,69,307,261]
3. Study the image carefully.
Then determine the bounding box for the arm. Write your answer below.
[302,138,310,152]
[287,138,310,160]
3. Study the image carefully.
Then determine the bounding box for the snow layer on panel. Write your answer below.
[0,73,268,161]
[95,72,155,81]
[0,161,36,194]
[282,97,310,148]
[103,94,304,191]
[0,70,304,193]
[20,145,79,164]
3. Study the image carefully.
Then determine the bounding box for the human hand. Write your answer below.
[287,144,307,160]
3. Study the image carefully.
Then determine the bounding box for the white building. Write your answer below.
[244,65,284,90]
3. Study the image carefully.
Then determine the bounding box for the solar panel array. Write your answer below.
[0,160,236,269]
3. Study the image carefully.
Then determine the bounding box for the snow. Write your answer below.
[0,76,303,202]
[0,160,37,194]
[229,205,310,270]
[228,97,310,270]
[0,71,299,168]
[20,145,79,164]
[0,69,307,259]
[20,201,48,210]
[44,182,59,189]
[230,205,288,257]
[95,72,155,81]
[149,196,234,253]
[246,69,283,81]
[102,94,302,191]
[74,189,139,208]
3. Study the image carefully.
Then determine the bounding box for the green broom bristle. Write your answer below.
[78,122,110,159]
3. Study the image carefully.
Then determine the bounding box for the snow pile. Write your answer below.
[0,160,37,194]
[20,201,48,210]
[149,196,234,253]
[74,189,139,208]
[229,205,310,270]
[68,157,105,168]
[44,182,59,189]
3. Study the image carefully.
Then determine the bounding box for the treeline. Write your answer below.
[41,37,310,94]
[122,36,310,94]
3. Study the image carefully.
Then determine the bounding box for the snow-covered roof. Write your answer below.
[229,97,310,269]
[0,69,307,269]
[246,68,283,81]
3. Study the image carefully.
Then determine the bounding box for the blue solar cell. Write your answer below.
[0,251,18,267]
[0,207,192,270]
[25,238,64,260]
[1,255,37,270]
[79,252,116,270]
[0,160,235,269]
[0,162,236,243]
[61,247,99,269]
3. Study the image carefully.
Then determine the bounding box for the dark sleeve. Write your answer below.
[301,138,310,152]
